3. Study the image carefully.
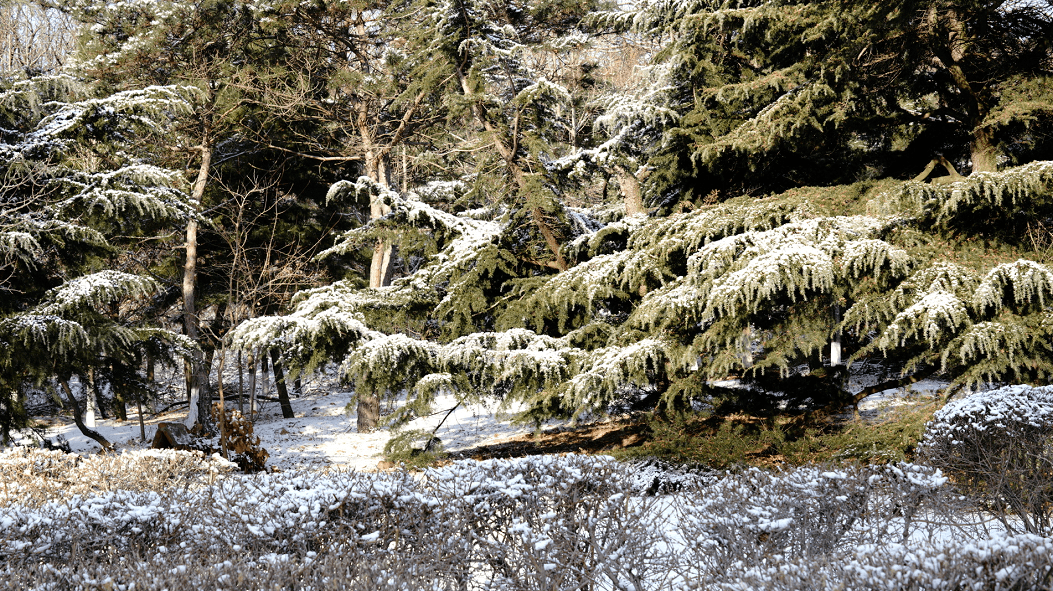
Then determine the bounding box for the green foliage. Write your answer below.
[383,429,447,469]
[638,0,1053,205]
[0,74,194,439]
[226,0,1053,431]
[615,400,938,469]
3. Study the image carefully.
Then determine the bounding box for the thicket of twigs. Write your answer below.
[1,448,1051,590]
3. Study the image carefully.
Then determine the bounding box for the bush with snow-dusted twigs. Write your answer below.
[0,450,1049,589]
[920,384,1053,535]
[0,448,237,507]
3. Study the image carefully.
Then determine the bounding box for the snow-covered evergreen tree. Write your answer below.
[633,0,1053,206]
[0,74,193,443]
[225,0,1053,429]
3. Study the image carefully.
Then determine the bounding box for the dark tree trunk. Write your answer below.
[357,395,380,433]
[270,350,295,419]
[59,379,113,451]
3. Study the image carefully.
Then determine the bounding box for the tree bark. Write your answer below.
[270,350,295,419]
[84,369,97,428]
[247,348,258,420]
[356,139,394,432]
[971,126,998,173]
[237,349,244,414]
[59,379,113,451]
[615,164,646,216]
[184,143,213,432]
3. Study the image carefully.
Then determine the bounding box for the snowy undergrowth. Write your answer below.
[0,450,1048,590]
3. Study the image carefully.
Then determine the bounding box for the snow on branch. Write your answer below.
[877,290,971,349]
[561,337,670,415]
[37,271,159,316]
[973,259,1053,313]
[872,160,1053,225]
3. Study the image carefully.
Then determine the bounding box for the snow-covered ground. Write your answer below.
[24,375,946,471]
[30,389,536,471]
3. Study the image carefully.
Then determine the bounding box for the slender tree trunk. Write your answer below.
[830,304,843,366]
[146,354,155,413]
[217,348,227,459]
[261,352,271,414]
[184,143,213,432]
[356,147,394,432]
[238,349,244,414]
[247,348,257,420]
[59,379,112,451]
[270,350,295,419]
[84,370,97,429]
[136,393,146,443]
[368,189,397,289]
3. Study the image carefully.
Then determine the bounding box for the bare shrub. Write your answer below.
[0,448,237,507]
[919,384,1053,534]
[718,533,1053,590]
[419,455,676,590]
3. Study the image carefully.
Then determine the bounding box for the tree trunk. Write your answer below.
[357,150,393,432]
[357,394,381,433]
[270,350,295,419]
[217,347,227,459]
[971,126,998,173]
[365,143,398,290]
[84,371,97,429]
[184,143,213,432]
[615,164,646,216]
[238,349,244,414]
[261,352,271,411]
[136,392,146,443]
[59,379,112,451]
[830,304,843,366]
[114,390,127,421]
[247,348,257,420]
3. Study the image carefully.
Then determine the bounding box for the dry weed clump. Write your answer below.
[0,448,237,507]
[0,452,1049,590]
[212,405,269,473]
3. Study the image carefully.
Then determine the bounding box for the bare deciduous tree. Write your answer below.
[0,0,75,75]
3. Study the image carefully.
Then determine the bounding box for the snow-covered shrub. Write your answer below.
[673,465,872,584]
[0,455,1044,589]
[671,463,969,586]
[719,533,1053,591]
[419,455,674,589]
[0,455,672,590]
[920,385,1053,534]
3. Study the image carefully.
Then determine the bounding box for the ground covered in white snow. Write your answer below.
[28,388,541,472]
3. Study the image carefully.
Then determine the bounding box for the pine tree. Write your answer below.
[636,0,1053,205]
[230,0,1053,427]
[0,74,194,443]
[62,0,354,430]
